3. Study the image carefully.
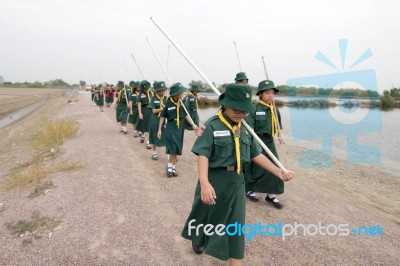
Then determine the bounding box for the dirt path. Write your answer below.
[0,92,399,265]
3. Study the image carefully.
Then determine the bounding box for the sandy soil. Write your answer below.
[0,92,399,265]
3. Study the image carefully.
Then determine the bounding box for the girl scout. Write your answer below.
[181,83,294,265]
[157,83,198,177]
[136,80,153,148]
[244,80,285,208]
[148,81,167,160]
[184,84,201,130]
[128,81,141,137]
[114,81,129,134]
[96,84,104,112]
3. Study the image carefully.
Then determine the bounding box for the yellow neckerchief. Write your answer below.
[188,91,198,109]
[156,93,164,117]
[145,89,152,101]
[169,96,180,127]
[216,110,241,174]
[258,100,278,136]
[117,88,125,101]
[99,87,103,96]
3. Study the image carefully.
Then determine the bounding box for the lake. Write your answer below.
[198,105,400,177]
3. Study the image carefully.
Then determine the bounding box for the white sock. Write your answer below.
[152,151,156,155]
[167,162,172,168]
[172,165,176,170]
[268,194,276,199]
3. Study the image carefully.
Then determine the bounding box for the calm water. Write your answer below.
[198,105,400,177]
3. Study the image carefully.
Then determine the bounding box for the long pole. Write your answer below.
[145,36,197,128]
[234,41,242,71]
[150,17,287,171]
[131,53,145,80]
[261,56,287,165]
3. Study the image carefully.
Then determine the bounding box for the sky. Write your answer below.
[1,0,399,92]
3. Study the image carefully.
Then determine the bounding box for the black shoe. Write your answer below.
[265,196,283,209]
[146,143,151,149]
[140,137,145,143]
[192,243,204,254]
[246,192,259,202]
[123,131,128,135]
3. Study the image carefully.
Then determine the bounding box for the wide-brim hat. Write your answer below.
[129,81,135,87]
[218,83,254,113]
[154,81,168,92]
[257,80,279,94]
[117,81,124,87]
[189,84,201,92]
[140,80,151,91]
[234,72,248,81]
[169,82,186,96]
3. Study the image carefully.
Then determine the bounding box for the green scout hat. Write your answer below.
[189,84,201,92]
[134,81,141,88]
[257,80,279,94]
[140,80,151,91]
[154,81,168,92]
[117,81,124,87]
[234,72,248,81]
[129,81,135,87]
[169,82,186,96]
[218,83,254,113]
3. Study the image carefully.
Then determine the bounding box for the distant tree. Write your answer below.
[79,80,86,86]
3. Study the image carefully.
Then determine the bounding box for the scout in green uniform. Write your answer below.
[234,72,249,85]
[136,80,153,148]
[128,81,141,137]
[96,84,105,112]
[157,83,198,177]
[244,80,286,208]
[181,84,295,265]
[148,81,167,160]
[114,81,129,134]
[90,85,96,104]
[184,84,201,130]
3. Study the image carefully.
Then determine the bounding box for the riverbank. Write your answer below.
[0,92,399,265]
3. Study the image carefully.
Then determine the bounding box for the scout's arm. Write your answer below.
[277,109,285,144]
[157,116,165,139]
[198,155,216,205]
[252,154,294,181]
[137,99,143,120]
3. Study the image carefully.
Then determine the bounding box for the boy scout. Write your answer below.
[136,80,153,148]
[148,81,167,160]
[157,83,198,177]
[114,81,129,134]
[244,80,285,208]
[184,84,201,130]
[181,83,294,265]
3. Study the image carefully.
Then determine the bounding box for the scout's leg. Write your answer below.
[229,258,243,266]
[151,144,158,160]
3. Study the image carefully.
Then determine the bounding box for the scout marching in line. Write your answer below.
[89,73,295,266]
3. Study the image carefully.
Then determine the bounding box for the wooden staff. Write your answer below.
[234,41,242,71]
[131,53,145,80]
[150,17,287,172]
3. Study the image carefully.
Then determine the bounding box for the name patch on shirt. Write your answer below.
[190,98,195,101]
[256,111,266,115]
[154,101,160,103]
[213,130,231,137]
[141,95,147,98]
[168,106,176,110]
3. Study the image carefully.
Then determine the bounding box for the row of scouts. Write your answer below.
[92,73,295,265]
[90,84,116,110]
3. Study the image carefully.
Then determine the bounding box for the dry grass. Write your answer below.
[31,119,78,152]
[2,118,81,190]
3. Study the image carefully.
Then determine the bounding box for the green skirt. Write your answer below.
[244,135,284,194]
[96,95,104,106]
[164,120,185,155]
[149,114,166,146]
[116,104,128,123]
[128,106,139,125]
[181,168,246,260]
[136,106,151,132]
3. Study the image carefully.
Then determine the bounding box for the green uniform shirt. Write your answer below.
[130,91,140,107]
[160,98,186,122]
[246,103,282,137]
[139,90,152,107]
[149,95,165,112]
[192,112,262,168]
